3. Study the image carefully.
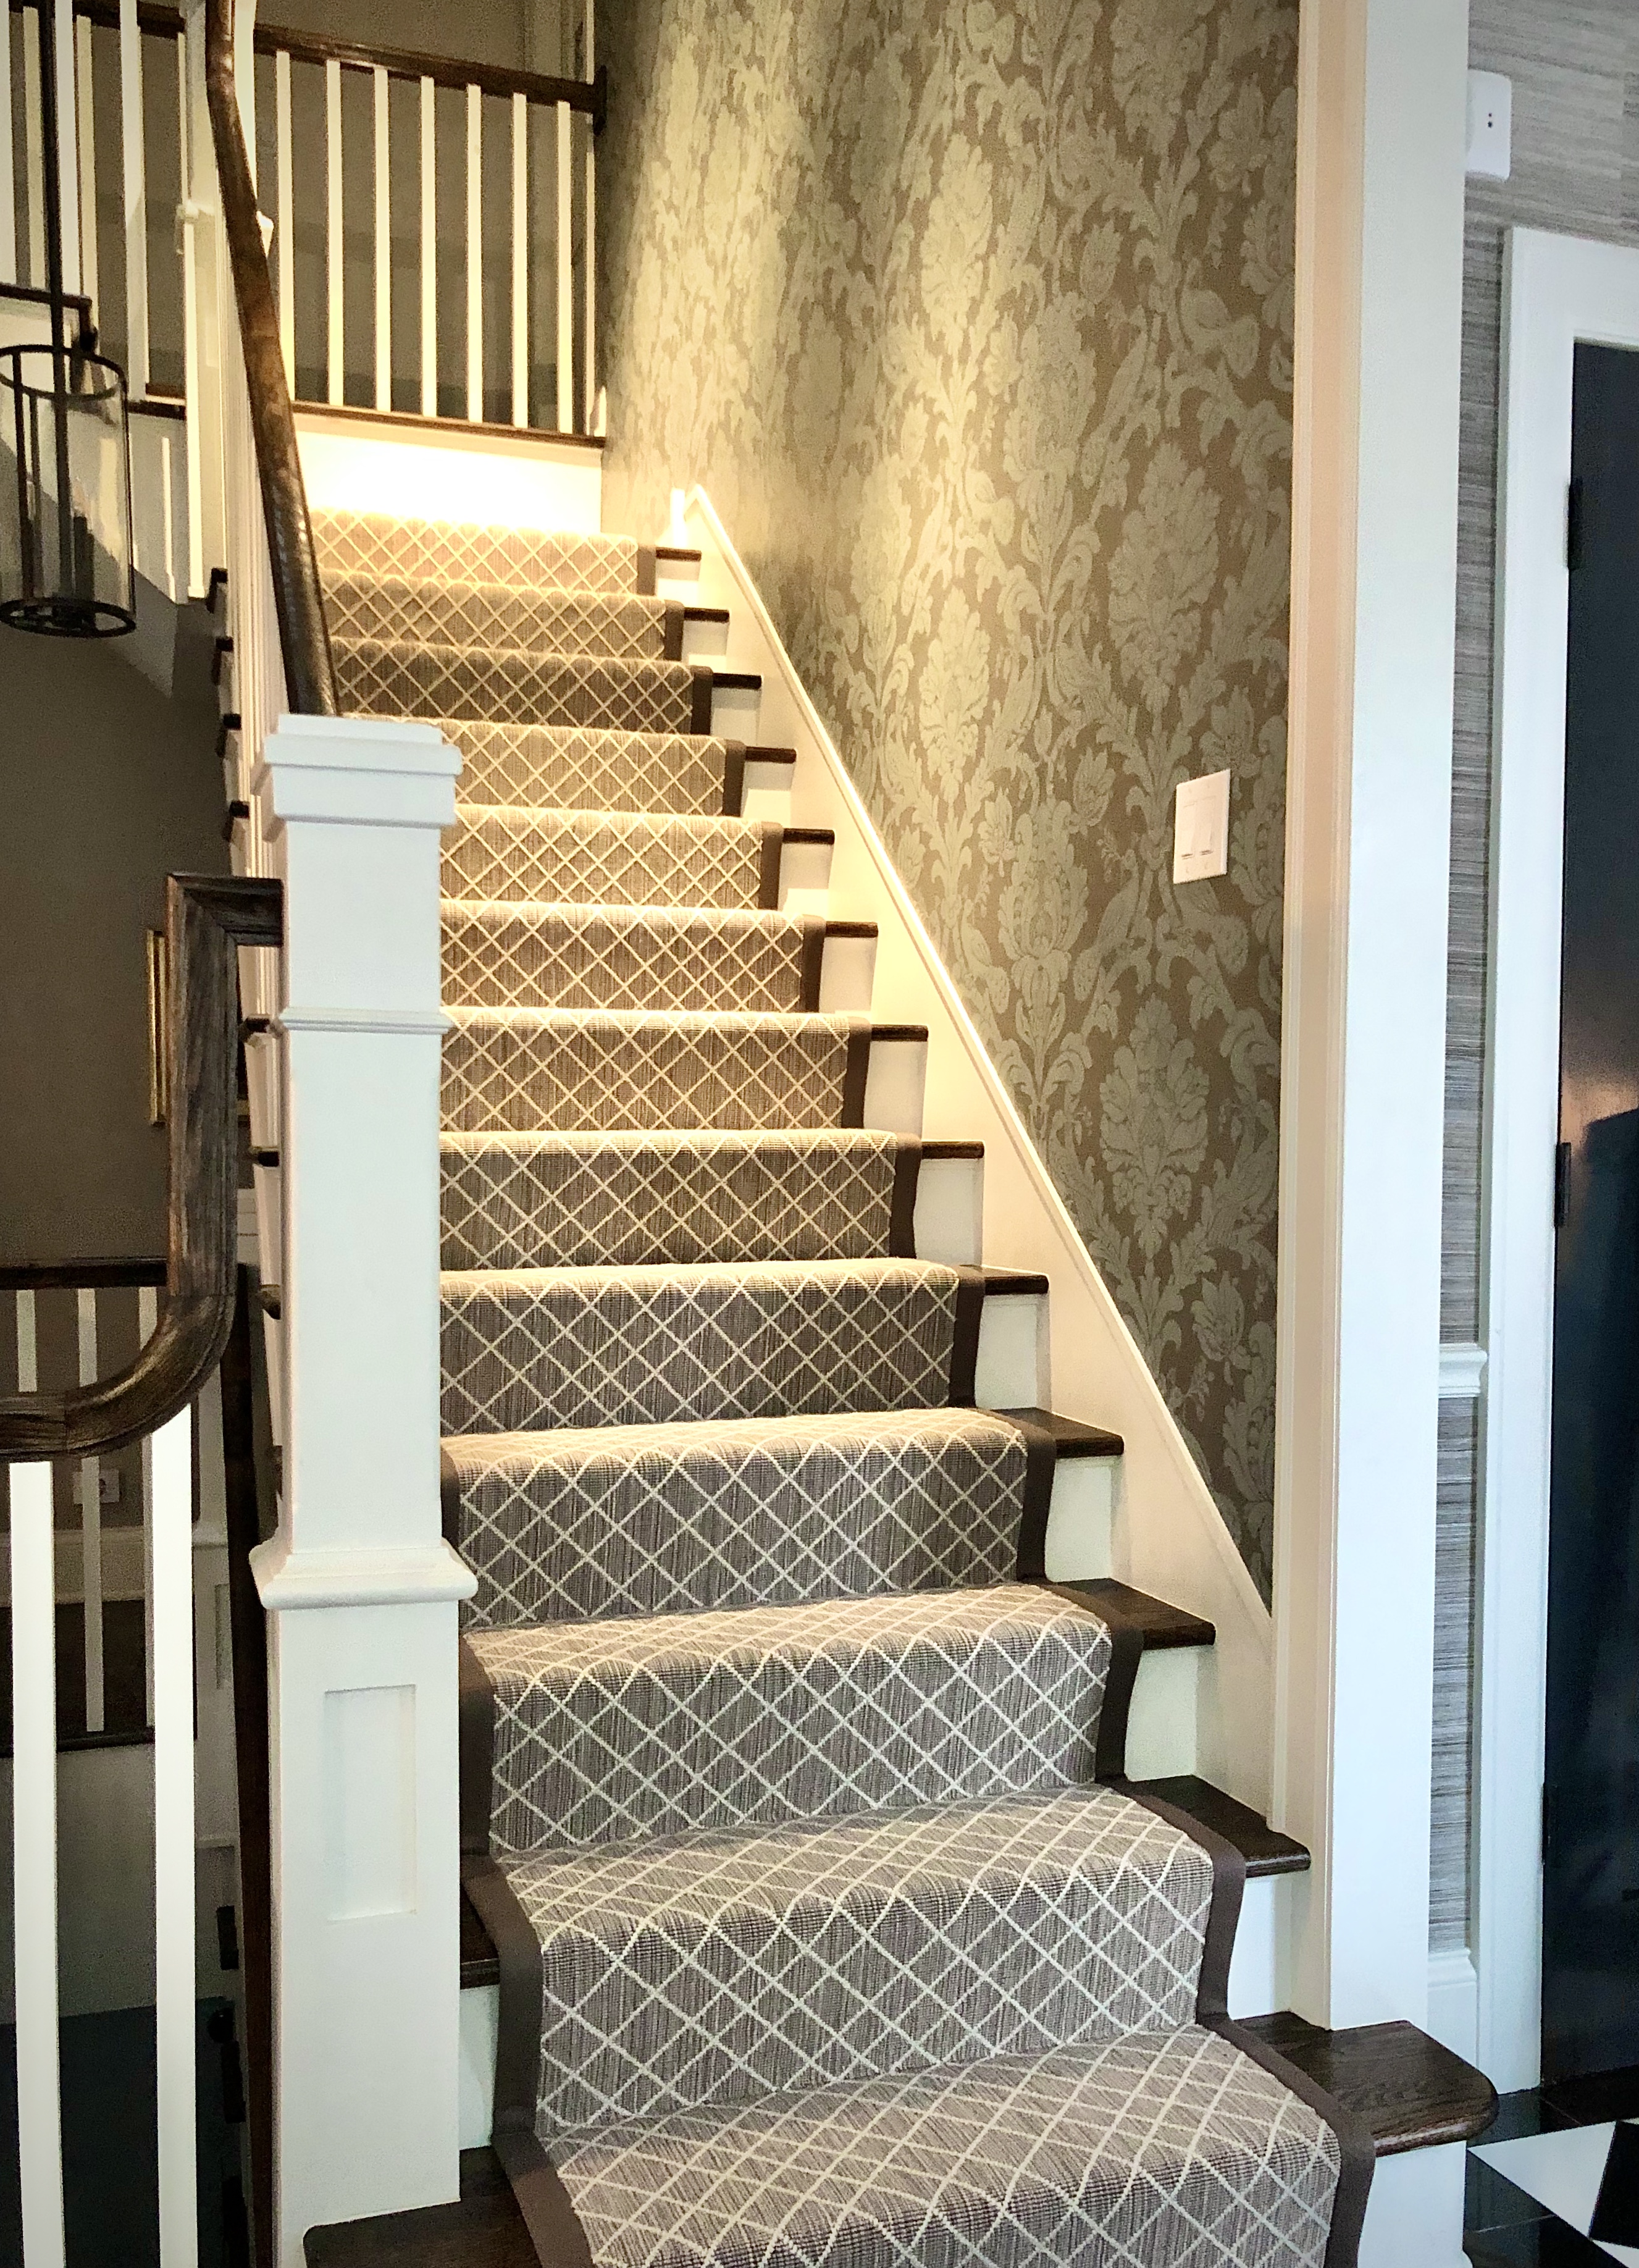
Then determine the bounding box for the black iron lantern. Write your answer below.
[0,6,136,637]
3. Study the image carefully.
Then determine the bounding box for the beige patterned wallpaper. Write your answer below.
[598,0,1299,1599]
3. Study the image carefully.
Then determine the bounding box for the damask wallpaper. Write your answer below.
[597,0,1299,1600]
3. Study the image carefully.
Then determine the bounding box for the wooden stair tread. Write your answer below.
[1051,1577,1215,1651]
[1125,1773,1310,1878]
[1236,2011,1498,2155]
[997,1405,1123,1458]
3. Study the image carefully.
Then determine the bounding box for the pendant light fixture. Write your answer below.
[0,6,136,637]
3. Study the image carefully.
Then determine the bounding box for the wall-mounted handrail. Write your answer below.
[0,873,281,1463]
[202,0,337,715]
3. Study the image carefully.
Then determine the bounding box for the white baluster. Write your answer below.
[0,0,16,284]
[509,89,526,426]
[11,1290,67,2268]
[140,1282,158,1726]
[77,1287,104,1737]
[326,55,343,405]
[554,97,569,433]
[465,81,481,421]
[151,1404,197,2268]
[119,0,148,395]
[177,23,204,597]
[23,12,46,288]
[73,9,96,306]
[52,0,80,293]
[419,74,435,416]
[275,48,293,388]
[582,1,593,433]
[373,64,389,410]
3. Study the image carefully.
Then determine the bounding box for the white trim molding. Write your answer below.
[1438,1343,1487,1398]
[1273,0,1469,2051]
[1475,227,1639,2092]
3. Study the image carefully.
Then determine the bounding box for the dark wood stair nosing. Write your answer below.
[782,826,834,846]
[1053,1577,1215,1652]
[1235,2011,1498,2156]
[973,1268,1049,1297]
[866,1022,928,1043]
[711,670,763,692]
[996,1405,1122,1458]
[1125,1773,1310,1878]
[683,605,731,624]
[743,745,797,765]
[655,545,703,565]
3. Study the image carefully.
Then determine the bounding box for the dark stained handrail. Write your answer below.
[203,0,337,717]
[0,875,282,1461]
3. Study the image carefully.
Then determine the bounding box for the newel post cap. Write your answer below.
[254,713,463,831]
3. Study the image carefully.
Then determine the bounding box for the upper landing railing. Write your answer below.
[1,0,603,592]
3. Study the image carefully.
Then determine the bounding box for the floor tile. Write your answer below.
[1466,2222,1624,2265]
[1549,2072,1639,2130]
[1491,2089,1585,2143]
[1470,2149,1554,2233]
[1473,2126,1639,2264]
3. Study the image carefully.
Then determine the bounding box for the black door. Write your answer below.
[1544,340,1639,2080]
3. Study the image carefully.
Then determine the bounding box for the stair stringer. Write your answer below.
[681,484,1275,1816]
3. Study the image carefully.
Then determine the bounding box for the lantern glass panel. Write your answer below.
[0,343,136,637]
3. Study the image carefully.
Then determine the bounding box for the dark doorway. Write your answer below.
[1544,340,1639,2080]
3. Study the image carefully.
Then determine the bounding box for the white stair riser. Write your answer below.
[710,681,761,737]
[1358,2144,1467,2268]
[778,835,832,914]
[817,933,877,1014]
[1042,1457,1117,1582]
[459,1982,498,2149]
[655,563,702,605]
[1121,1647,1200,1780]
[973,1290,1046,1407]
[740,761,794,822]
[861,1036,926,1137]
[1225,1873,1295,2020]
[911,1154,984,1265]
[681,615,731,662]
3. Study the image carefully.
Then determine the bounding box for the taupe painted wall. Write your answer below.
[1429,0,1639,1957]
[0,605,225,1265]
[597,0,1300,1598]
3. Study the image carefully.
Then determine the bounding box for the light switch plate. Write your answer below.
[1467,71,1511,179]
[1173,768,1230,884]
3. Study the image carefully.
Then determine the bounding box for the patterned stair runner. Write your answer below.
[311,506,1370,2268]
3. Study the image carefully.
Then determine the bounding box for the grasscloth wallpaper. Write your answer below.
[598,0,1299,1598]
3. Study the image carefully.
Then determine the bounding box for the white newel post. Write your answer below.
[251,713,471,2264]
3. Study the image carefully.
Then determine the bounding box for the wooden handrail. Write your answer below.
[0,875,282,1461]
[10,0,605,122]
[0,1260,167,1289]
[203,0,338,718]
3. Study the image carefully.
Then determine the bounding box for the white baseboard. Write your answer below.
[1426,1947,1478,2064]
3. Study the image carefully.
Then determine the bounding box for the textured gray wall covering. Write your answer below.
[1430,0,1639,1955]
[598,0,1299,1599]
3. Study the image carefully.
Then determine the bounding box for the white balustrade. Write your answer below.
[4,1279,207,2268]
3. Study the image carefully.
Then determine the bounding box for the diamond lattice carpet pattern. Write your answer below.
[311,503,1354,2268]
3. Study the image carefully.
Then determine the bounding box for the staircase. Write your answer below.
[303,504,1371,2266]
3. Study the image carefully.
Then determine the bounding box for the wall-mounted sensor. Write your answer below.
[1467,71,1512,180]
